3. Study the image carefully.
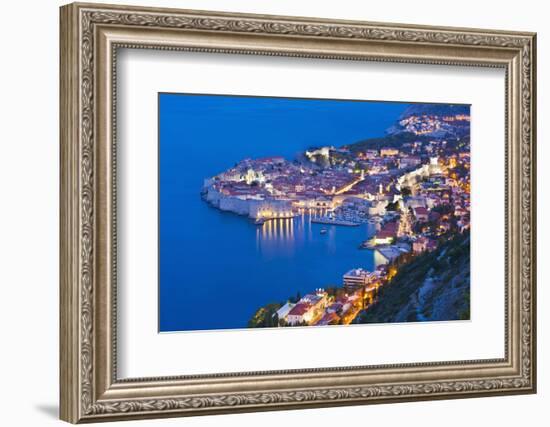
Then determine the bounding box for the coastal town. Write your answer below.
[202,108,471,327]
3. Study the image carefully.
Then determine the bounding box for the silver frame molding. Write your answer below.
[60,2,537,423]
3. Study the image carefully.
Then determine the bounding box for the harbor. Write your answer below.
[311,217,360,227]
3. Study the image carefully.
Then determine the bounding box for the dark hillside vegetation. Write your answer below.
[353,232,470,325]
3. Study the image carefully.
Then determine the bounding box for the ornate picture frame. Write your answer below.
[60,2,536,423]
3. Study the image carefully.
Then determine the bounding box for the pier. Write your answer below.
[311,217,360,227]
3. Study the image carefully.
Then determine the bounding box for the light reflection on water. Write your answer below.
[161,203,377,331]
[256,210,375,260]
[256,210,328,252]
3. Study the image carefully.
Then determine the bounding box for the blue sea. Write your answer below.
[159,93,409,332]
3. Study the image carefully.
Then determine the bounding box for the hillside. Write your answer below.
[344,133,429,154]
[398,103,470,119]
[353,232,470,324]
[344,103,470,154]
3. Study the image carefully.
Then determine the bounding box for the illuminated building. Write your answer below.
[286,303,313,325]
[343,268,370,291]
[380,147,399,157]
[397,209,414,237]
[275,302,296,323]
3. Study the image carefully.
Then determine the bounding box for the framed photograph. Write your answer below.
[60,2,537,423]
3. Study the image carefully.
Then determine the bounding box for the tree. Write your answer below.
[291,291,302,303]
[248,303,281,328]
[269,312,279,328]
[386,200,399,211]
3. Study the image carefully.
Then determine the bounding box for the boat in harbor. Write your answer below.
[358,239,376,249]
[311,216,360,227]
[320,228,328,235]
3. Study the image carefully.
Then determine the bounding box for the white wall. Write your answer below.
[0,0,546,426]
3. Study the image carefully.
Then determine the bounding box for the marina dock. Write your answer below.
[311,217,360,227]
